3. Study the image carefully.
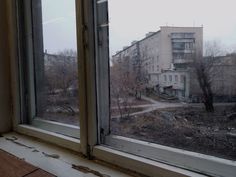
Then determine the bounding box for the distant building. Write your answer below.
[44,52,77,67]
[159,69,190,100]
[112,26,203,101]
[210,54,236,102]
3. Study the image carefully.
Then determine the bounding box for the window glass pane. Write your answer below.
[35,0,79,126]
[169,75,172,82]
[175,75,178,82]
[108,0,236,161]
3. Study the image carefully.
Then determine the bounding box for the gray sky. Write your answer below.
[42,0,236,55]
[42,0,77,53]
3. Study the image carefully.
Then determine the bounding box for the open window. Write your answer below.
[17,0,80,138]
[96,0,236,176]
[14,0,236,176]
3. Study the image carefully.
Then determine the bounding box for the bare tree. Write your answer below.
[192,52,214,112]
[110,56,137,118]
[191,41,224,112]
[133,59,146,99]
[44,49,78,115]
[45,50,78,95]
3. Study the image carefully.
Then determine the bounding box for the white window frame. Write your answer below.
[93,1,236,177]
[9,0,236,176]
[12,0,82,139]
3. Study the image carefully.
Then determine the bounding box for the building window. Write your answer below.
[172,42,185,50]
[171,32,194,39]
[175,75,178,82]
[173,53,184,59]
[164,75,167,81]
[169,75,172,82]
[181,75,185,83]
[185,42,194,50]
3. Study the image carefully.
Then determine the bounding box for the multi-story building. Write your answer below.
[210,54,236,102]
[155,54,236,102]
[112,26,203,101]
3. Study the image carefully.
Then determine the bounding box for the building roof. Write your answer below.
[112,30,160,57]
[112,26,203,57]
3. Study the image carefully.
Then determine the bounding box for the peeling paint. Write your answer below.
[11,136,18,140]
[72,164,111,177]
[32,149,40,153]
[0,133,133,177]
[5,137,35,149]
[42,152,60,159]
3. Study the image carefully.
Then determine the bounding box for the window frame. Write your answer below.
[93,1,236,176]
[14,0,82,139]
[10,0,236,176]
[102,135,236,177]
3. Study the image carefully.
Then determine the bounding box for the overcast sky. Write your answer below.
[42,0,236,55]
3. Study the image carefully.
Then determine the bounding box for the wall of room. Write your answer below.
[0,0,12,133]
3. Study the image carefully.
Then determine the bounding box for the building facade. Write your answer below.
[112,26,203,101]
[211,54,236,102]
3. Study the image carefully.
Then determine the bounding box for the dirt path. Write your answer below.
[111,102,185,119]
[141,95,159,104]
[111,100,236,119]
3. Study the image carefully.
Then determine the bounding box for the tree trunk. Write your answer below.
[197,68,214,112]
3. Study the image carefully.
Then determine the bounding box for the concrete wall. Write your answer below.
[159,70,190,100]
[0,0,12,133]
[139,32,161,86]
[159,26,203,70]
[211,55,236,101]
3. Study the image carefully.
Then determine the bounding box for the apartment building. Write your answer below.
[211,54,236,102]
[112,26,203,100]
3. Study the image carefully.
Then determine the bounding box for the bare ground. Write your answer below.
[110,105,236,160]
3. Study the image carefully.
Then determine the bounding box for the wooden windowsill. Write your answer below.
[0,132,133,177]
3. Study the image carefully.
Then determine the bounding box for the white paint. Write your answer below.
[0,132,132,177]
[93,146,207,177]
[32,118,80,138]
[104,135,236,177]
[16,125,81,152]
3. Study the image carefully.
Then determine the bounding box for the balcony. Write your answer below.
[171,33,194,39]
[173,58,194,64]
[172,49,194,53]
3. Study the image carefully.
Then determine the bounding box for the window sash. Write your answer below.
[94,1,236,176]
[103,135,236,177]
[32,118,80,138]
[14,0,236,176]
[16,0,82,138]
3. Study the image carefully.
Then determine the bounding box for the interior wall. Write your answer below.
[0,0,12,133]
